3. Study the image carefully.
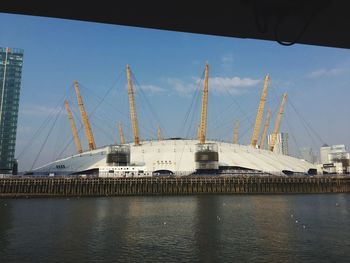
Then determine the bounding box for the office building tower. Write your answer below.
[268,132,288,155]
[320,144,349,164]
[320,144,350,174]
[299,147,315,164]
[0,47,24,174]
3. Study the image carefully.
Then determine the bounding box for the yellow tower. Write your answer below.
[199,63,209,144]
[269,93,287,152]
[126,65,140,146]
[64,99,83,154]
[259,108,271,149]
[157,125,161,141]
[233,119,239,144]
[251,74,270,147]
[118,122,125,144]
[73,80,96,151]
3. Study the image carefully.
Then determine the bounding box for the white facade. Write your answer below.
[33,139,315,176]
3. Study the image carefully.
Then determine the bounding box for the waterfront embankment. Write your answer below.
[0,176,349,197]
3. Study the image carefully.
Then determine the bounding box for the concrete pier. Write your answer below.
[0,176,349,197]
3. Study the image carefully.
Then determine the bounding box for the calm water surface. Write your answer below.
[0,194,349,262]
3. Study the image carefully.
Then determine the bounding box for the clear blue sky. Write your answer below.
[1,13,349,171]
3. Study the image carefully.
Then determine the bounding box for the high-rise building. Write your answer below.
[299,147,315,164]
[0,47,24,174]
[320,144,350,174]
[268,132,288,155]
[320,144,349,164]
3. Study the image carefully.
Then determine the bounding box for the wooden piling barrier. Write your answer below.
[0,175,349,197]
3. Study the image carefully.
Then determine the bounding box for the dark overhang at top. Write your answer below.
[1,0,350,49]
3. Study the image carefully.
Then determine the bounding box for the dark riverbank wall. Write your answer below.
[0,176,349,197]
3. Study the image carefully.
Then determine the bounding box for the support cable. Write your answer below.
[16,84,73,159]
[131,72,169,139]
[30,104,65,170]
[288,97,325,144]
[180,71,204,137]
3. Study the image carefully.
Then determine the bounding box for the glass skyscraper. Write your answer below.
[268,132,289,156]
[0,47,23,174]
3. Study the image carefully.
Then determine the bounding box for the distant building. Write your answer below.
[320,144,350,174]
[268,132,288,155]
[320,144,331,164]
[299,147,315,164]
[320,144,349,164]
[0,47,24,174]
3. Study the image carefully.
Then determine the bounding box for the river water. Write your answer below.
[0,194,349,262]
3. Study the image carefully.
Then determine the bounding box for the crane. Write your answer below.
[259,108,271,149]
[199,63,209,144]
[269,93,287,152]
[64,99,82,154]
[126,65,140,146]
[73,80,96,151]
[251,74,270,148]
[233,119,239,144]
[118,122,125,144]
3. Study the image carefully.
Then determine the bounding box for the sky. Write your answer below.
[0,13,349,171]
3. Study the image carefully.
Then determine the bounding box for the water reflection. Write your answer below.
[83,198,131,262]
[0,199,13,255]
[250,196,295,262]
[194,195,221,262]
[0,194,349,262]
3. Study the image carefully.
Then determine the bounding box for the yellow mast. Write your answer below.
[64,99,83,154]
[199,63,209,144]
[157,125,161,141]
[251,74,270,147]
[269,93,287,152]
[259,108,271,149]
[73,80,96,151]
[126,65,140,146]
[118,122,125,144]
[233,119,239,144]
